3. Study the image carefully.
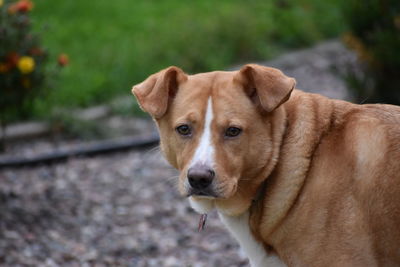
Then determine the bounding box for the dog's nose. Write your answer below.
[187,165,215,190]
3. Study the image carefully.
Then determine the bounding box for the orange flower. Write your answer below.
[8,4,18,14]
[58,54,69,67]
[8,0,33,14]
[16,0,33,12]
[0,63,10,73]
[6,52,20,68]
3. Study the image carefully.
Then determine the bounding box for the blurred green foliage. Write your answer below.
[343,0,400,105]
[30,0,345,116]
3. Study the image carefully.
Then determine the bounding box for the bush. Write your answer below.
[1,0,44,122]
[0,0,67,149]
[343,0,400,105]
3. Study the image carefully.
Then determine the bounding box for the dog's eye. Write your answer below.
[225,127,241,137]
[176,124,191,136]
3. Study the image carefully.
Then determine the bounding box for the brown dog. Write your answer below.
[132,64,400,266]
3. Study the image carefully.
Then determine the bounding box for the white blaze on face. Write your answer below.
[187,97,216,212]
[190,97,215,168]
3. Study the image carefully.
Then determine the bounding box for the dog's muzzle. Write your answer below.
[187,164,217,197]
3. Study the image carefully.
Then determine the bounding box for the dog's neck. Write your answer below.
[256,91,349,242]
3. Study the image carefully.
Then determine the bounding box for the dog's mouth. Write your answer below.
[186,188,219,198]
[185,184,237,199]
[180,172,238,199]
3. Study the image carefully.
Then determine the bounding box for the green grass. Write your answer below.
[31,0,346,117]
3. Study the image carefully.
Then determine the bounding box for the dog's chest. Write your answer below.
[218,211,286,267]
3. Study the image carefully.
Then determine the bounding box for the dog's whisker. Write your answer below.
[166,175,180,182]
[140,144,161,158]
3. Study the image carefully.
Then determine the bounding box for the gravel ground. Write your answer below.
[0,149,247,266]
[0,40,357,266]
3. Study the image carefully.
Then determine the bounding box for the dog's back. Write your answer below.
[265,92,400,266]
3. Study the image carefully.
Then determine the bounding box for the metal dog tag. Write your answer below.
[198,214,208,231]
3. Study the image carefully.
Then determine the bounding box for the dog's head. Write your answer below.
[132,64,295,214]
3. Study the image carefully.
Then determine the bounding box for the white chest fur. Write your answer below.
[218,211,286,267]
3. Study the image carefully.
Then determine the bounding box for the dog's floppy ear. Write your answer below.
[132,66,187,119]
[234,64,296,112]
